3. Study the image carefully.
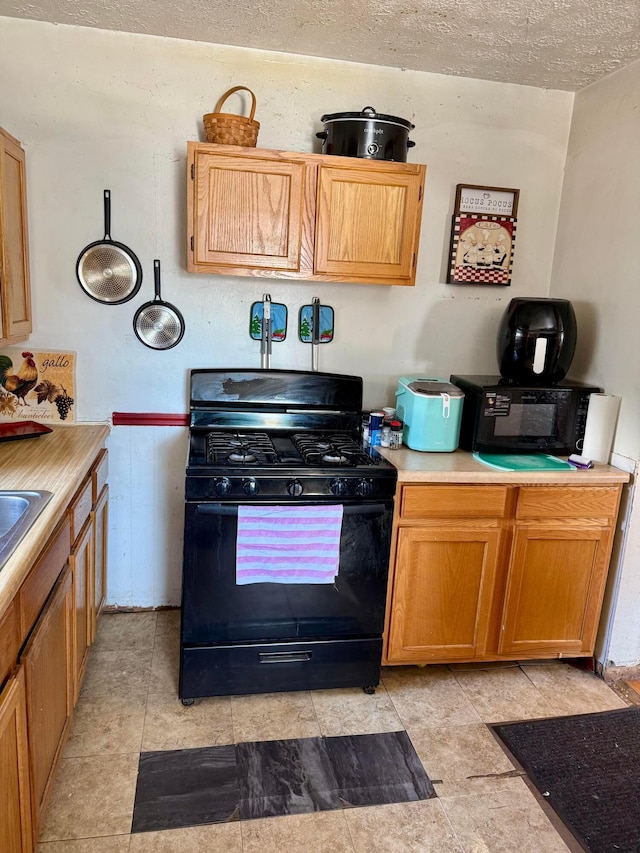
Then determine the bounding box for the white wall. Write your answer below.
[0,17,573,607]
[550,58,640,667]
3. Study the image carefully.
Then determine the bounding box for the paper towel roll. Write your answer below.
[581,394,621,463]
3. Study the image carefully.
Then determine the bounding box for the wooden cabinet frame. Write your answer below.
[187,142,425,286]
[0,438,108,849]
[383,483,622,666]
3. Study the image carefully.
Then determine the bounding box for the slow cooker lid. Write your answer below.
[320,106,415,131]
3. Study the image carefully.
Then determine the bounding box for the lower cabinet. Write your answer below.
[21,567,73,826]
[0,668,33,853]
[384,483,622,665]
[0,442,109,849]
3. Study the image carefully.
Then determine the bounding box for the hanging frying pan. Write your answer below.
[76,189,143,304]
[133,259,185,350]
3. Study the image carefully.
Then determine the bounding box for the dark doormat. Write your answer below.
[492,705,640,853]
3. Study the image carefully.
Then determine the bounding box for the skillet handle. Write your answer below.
[154,259,162,300]
[103,189,111,240]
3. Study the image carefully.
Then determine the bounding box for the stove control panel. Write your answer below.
[191,473,397,502]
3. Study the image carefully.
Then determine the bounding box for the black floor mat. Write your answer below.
[492,705,640,853]
[131,730,435,833]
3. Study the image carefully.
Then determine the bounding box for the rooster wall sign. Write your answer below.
[0,349,76,423]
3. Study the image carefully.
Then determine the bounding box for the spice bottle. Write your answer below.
[389,419,403,449]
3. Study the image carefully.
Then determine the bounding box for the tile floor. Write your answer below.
[37,610,630,852]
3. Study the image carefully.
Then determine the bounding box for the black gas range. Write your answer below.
[179,369,397,702]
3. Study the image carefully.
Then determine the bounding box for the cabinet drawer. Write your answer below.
[517,487,620,520]
[91,448,108,503]
[400,485,509,519]
[18,516,71,639]
[69,478,92,543]
[0,602,20,685]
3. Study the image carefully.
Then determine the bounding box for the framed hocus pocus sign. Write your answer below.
[447,185,519,286]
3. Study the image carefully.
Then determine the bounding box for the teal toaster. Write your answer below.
[395,377,464,452]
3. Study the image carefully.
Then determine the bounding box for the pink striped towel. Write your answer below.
[236,505,343,585]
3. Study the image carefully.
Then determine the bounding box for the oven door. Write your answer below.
[181,500,393,645]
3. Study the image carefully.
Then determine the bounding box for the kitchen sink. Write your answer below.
[0,490,53,572]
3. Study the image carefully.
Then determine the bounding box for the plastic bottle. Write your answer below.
[389,419,403,449]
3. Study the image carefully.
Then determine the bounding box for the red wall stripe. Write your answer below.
[112,412,189,426]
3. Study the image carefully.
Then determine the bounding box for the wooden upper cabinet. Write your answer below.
[0,127,32,346]
[187,142,425,285]
[314,162,423,283]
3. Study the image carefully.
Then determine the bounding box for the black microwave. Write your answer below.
[449,375,601,455]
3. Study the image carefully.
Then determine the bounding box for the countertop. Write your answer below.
[376,446,631,485]
[0,423,110,619]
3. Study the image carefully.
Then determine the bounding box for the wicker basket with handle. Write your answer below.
[203,86,260,146]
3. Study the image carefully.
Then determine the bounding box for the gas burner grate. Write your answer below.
[206,432,280,466]
[291,432,372,467]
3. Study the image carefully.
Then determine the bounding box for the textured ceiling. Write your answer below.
[1,0,639,91]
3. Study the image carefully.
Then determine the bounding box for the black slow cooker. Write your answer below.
[316,106,416,162]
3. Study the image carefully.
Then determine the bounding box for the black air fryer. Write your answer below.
[497,297,577,384]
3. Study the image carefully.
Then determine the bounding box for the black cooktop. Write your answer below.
[201,431,377,469]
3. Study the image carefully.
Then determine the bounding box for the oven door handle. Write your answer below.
[195,502,391,516]
[259,650,312,664]
[196,504,239,516]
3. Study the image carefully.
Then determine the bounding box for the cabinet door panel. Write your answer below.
[387,527,500,662]
[0,129,31,341]
[22,567,73,821]
[315,165,423,282]
[499,526,613,656]
[0,668,33,853]
[192,153,305,270]
[91,485,108,641]
[70,520,93,701]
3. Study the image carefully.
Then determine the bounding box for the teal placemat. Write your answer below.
[473,452,574,472]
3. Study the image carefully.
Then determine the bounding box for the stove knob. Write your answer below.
[287,479,304,497]
[213,477,232,497]
[330,478,348,497]
[355,478,373,497]
[242,478,260,496]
